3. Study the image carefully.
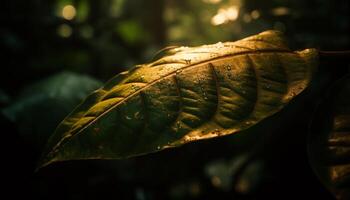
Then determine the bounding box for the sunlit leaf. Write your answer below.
[308,75,350,200]
[39,30,318,168]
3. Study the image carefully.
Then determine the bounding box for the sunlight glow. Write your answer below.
[62,5,76,20]
[271,7,290,16]
[57,24,72,38]
[243,13,252,23]
[203,0,222,4]
[211,176,222,187]
[211,6,239,26]
[250,10,260,19]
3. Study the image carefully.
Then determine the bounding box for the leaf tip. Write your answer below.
[35,155,56,172]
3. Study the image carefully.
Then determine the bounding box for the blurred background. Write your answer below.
[1,0,349,199]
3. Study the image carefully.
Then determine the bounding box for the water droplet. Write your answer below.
[176,121,182,129]
[245,121,252,126]
[226,65,232,70]
[216,42,224,48]
[183,136,191,142]
[184,59,191,64]
[131,85,138,91]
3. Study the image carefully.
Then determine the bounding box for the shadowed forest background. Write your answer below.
[1,0,350,199]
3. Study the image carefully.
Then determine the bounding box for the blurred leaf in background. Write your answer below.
[2,72,102,151]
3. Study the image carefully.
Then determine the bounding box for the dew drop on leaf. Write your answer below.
[213,129,219,133]
[216,42,224,48]
[131,85,138,91]
[244,121,252,126]
[183,135,191,142]
[174,121,181,130]
[184,59,191,64]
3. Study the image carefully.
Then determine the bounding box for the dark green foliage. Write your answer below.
[2,72,101,150]
[309,75,350,200]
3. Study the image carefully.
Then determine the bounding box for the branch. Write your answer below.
[319,50,350,63]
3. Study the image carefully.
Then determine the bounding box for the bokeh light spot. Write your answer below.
[271,7,290,16]
[251,10,260,19]
[57,24,72,38]
[62,5,76,20]
[211,6,239,26]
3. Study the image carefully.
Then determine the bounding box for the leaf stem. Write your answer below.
[319,50,350,63]
[319,50,350,56]
[318,50,350,81]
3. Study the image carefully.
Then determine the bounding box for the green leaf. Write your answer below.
[2,72,102,150]
[39,30,318,168]
[308,75,350,199]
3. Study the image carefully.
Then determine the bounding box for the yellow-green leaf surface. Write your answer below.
[39,30,318,168]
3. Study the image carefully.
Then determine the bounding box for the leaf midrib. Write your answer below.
[49,48,294,155]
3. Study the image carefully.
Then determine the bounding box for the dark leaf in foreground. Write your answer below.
[39,30,318,168]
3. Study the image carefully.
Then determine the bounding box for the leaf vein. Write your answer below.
[49,49,294,155]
